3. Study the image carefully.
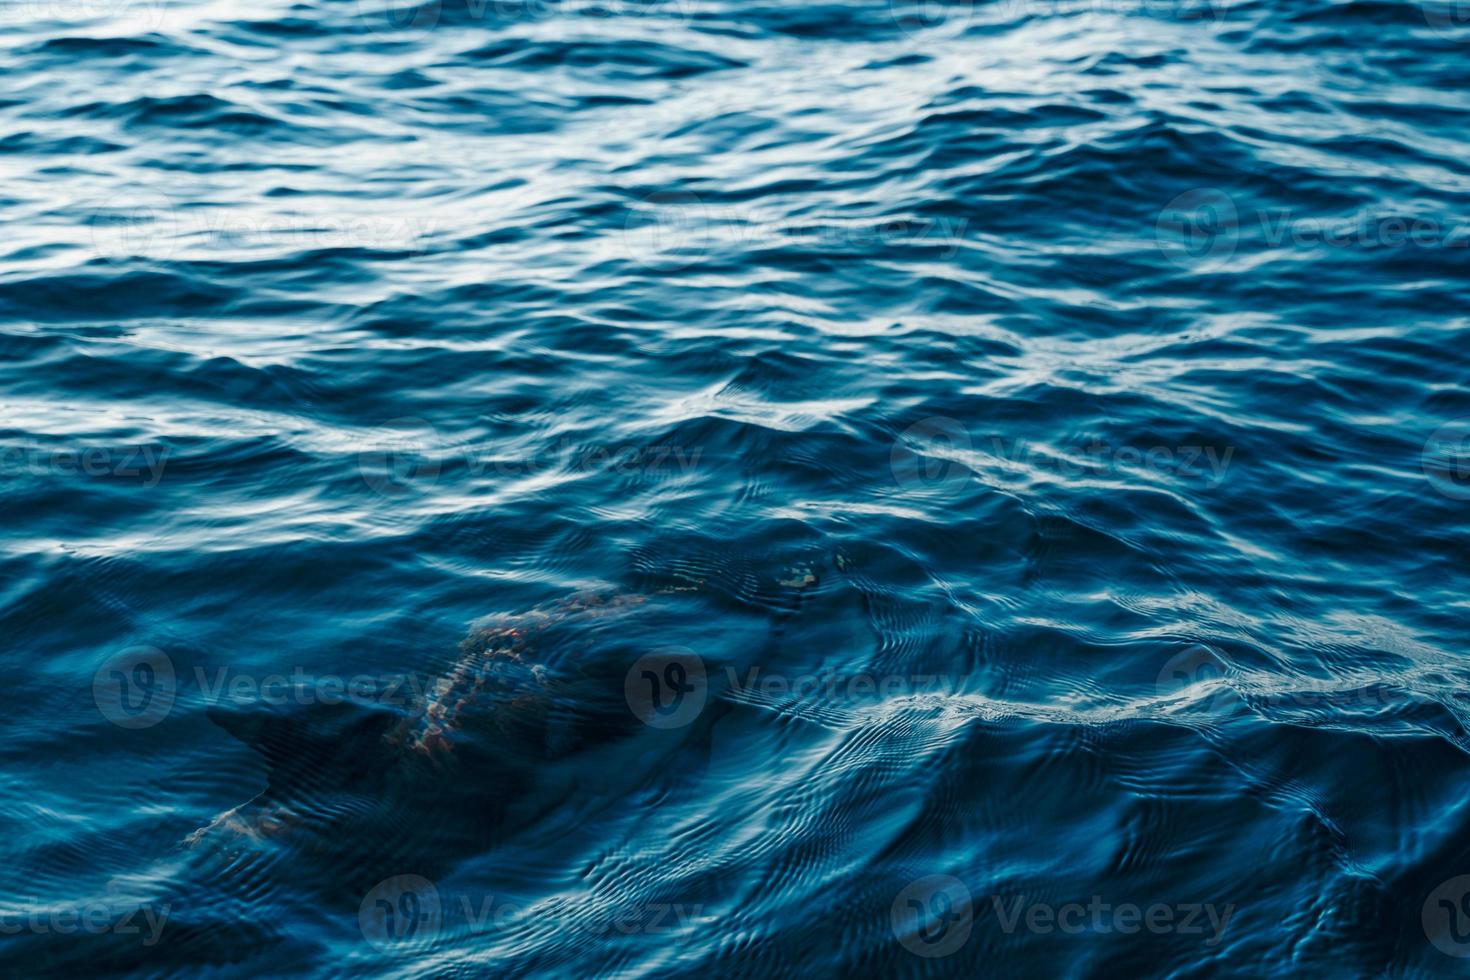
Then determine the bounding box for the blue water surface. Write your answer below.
[3,0,1470,975]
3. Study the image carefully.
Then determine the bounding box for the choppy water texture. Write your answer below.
[4,0,1470,975]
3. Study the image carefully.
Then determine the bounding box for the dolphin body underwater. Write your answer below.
[180,554,836,906]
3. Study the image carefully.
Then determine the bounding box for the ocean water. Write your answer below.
[4,0,1470,974]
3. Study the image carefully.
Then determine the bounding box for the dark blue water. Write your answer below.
[4,0,1470,975]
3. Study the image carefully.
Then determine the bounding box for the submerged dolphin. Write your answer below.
[182,560,829,901]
